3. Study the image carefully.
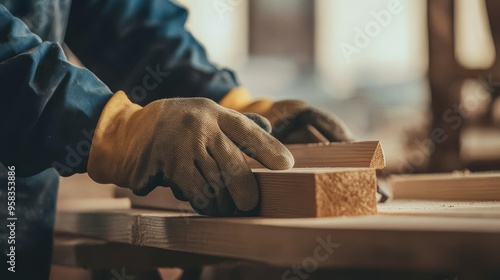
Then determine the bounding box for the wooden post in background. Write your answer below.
[249,0,315,70]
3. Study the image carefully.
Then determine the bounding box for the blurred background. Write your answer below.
[176,0,500,174]
[50,2,500,278]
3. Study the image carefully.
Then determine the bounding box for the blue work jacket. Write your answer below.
[0,0,239,177]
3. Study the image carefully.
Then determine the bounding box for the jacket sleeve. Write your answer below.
[0,5,113,177]
[64,0,239,106]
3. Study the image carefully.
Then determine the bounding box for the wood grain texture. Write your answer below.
[389,171,500,200]
[56,198,131,212]
[247,141,386,169]
[58,173,116,200]
[55,209,500,272]
[114,187,191,212]
[378,200,500,218]
[254,168,377,217]
[120,168,378,218]
[53,234,226,269]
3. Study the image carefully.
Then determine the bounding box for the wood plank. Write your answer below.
[114,187,190,212]
[247,141,386,169]
[388,171,500,200]
[57,198,131,212]
[119,168,378,218]
[59,173,116,200]
[462,126,500,163]
[378,200,500,218]
[55,209,500,272]
[53,234,226,269]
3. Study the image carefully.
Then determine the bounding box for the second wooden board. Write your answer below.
[247,141,386,169]
[388,172,500,201]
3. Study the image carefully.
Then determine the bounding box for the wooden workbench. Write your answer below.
[53,200,500,277]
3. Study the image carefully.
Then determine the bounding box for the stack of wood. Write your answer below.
[57,173,130,211]
[53,141,500,276]
[114,141,385,218]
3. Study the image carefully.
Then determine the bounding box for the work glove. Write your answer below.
[87,91,294,216]
[219,88,354,144]
[219,88,392,202]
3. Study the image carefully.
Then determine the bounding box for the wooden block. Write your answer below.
[247,141,386,169]
[121,168,378,218]
[254,168,377,217]
[55,209,500,271]
[121,142,385,214]
[388,171,500,201]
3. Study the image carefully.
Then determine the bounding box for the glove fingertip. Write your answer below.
[277,150,295,170]
[262,147,295,170]
[243,113,272,133]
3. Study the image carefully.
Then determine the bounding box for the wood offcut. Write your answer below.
[120,167,379,218]
[388,171,500,201]
[247,141,386,169]
[122,141,386,216]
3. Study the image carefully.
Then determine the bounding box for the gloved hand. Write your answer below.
[88,91,294,216]
[220,88,354,144]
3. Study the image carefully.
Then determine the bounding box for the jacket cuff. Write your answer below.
[219,87,253,111]
[220,87,275,115]
[87,90,142,183]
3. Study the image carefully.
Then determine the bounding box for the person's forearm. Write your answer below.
[65,0,239,106]
[0,5,113,177]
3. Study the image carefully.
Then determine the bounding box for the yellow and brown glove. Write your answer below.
[220,88,354,144]
[219,88,393,201]
[87,91,294,216]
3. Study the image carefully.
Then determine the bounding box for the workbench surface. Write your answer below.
[54,200,500,272]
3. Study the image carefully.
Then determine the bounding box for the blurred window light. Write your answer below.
[315,0,427,97]
[174,0,248,70]
[455,0,495,69]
